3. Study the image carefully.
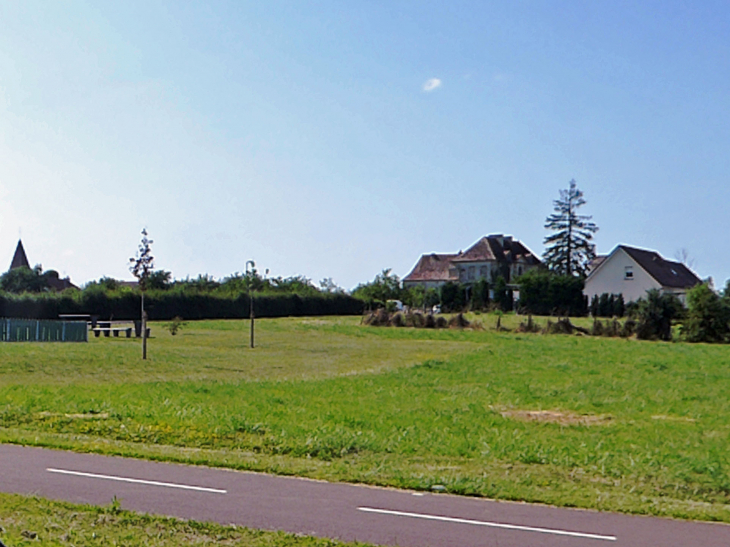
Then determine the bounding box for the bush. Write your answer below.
[440,282,467,312]
[682,284,730,343]
[620,318,636,338]
[0,290,364,320]
[591,293,626,317]
[633,290,684,341]
[516,270,586,316]
[493,276,513,312]
[470,278,490,310]
[166,316,187,335]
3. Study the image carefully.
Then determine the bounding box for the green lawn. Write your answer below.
[0,492,368,547]
[1,315,729,522]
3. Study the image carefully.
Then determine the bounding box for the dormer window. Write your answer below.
[625,267,634,280]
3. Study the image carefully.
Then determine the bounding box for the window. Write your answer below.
[479,266,487,278]
[468,266,475,281]
[624,267,633,280]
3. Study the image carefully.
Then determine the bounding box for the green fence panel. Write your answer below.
[0,318,87,342]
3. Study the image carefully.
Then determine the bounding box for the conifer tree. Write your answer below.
[543,179,598,276]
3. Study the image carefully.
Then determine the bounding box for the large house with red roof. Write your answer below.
[402,234,542,289]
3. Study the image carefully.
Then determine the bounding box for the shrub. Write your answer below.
[620,318,636,338]
[682,283,730,343]
[516,270,586,316]
[633,290,684,341]
[470,278,490,311]
[590,318,604,336]
[440,282,467,312]
[0,290,364,320]
[493,276,513,312]
[166,316,187,335]
[591,292,625,317]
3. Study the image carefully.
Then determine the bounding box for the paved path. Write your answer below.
[1,444,728,546]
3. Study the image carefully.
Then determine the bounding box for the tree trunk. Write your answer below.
[141,292,147,360]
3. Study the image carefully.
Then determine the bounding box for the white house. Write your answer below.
[584,245,701,304]
[403,234,542,289]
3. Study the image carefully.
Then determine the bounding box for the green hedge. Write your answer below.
[0,291,364,320]
[516,270,587,316]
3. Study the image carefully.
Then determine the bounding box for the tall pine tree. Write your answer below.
[543,179,598,276]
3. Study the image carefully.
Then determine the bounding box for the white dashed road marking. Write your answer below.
[47,468,227,494]
[358,507,617,541]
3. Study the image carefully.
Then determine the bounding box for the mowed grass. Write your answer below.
[0,492,369,547]
[0,316,477,384]
[1,315,730,522]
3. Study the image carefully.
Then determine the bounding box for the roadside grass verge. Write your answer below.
[1,316,729,522]
[0,492,367,546]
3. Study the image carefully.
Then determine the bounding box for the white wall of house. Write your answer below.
[584,247,662,303]
[663,286,691,303]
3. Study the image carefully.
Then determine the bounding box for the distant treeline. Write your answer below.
[0,271,363,320]
[0,291,362,321]
[354,268,588,316]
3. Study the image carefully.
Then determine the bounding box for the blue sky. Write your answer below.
[1,1,728,290]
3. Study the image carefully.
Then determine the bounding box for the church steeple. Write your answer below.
[10,239,30,270]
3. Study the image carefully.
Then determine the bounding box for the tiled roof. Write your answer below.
[403,235,541,283]
[403,253,460,282]
[9,240,30,270]
[620,245,701,289]
[451,235,541,265]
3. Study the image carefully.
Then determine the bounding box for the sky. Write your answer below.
[1,1,729,291]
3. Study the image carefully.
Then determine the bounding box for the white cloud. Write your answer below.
[422,78,442,92]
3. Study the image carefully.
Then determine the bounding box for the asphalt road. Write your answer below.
[1,444,728,546]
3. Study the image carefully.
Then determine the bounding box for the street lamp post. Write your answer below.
[246,260,255,348]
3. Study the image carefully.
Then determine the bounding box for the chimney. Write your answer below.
[489,234,504,246]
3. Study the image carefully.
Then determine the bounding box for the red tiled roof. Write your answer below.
[403,253,460,282]
[451,235,541,265]
[403,235,541,283]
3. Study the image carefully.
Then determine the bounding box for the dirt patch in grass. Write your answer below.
[500,409,611,426]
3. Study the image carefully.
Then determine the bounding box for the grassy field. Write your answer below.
[0,492,367,547]
[1,315,730,522]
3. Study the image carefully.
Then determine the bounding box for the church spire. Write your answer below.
[10,239,30,270]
